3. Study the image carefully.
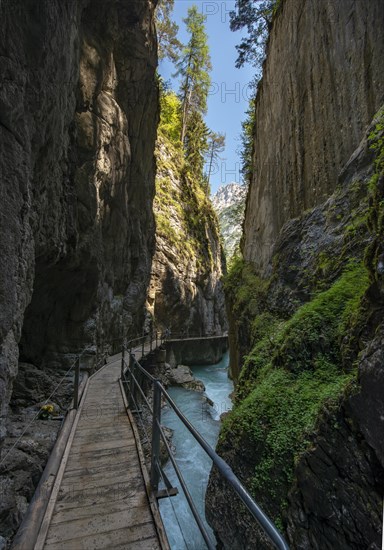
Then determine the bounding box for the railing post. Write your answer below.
[156,330,158,349]
[142,337,145,358]
[121,345,125,379]
[150,328,153,353]
[129,353,136,409]
[73,356,80,410]
[150,380,162,492]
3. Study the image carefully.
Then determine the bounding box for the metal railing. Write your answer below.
[121,347,290,550]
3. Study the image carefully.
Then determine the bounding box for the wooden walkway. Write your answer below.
[34,344,169,550]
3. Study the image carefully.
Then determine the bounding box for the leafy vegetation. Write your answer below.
[239,94,256,183]
[154,132,220,269]
[229,0,281,69]
[205,131,226,190]
[274,261,369,373]
[221,260,370,523]
[184,110,210,183]
[156,0,182,63]
[158,86,182,147]
[175,6,212,146]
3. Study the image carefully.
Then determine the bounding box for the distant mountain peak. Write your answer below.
[212,182,248,259]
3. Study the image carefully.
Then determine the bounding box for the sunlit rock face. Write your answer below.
[207,0,384,547]
[243,0,384,274]
[0,0,158,446]
[212,182,247,260]
[147,135,227,336]
[208,106,384,550]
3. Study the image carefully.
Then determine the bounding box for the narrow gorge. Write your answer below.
[206,1,384,549]
[0,0,383,549]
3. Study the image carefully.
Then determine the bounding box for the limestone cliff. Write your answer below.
[0,0,158,448]
[207,105,384,550]
[147,134,227,335]
[212,183,247,260]
[207,0,384,547]
[243,0,384,274]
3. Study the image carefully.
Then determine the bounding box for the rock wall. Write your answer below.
[243,0,384,274]
[0,0,158,446]
[212,183,247,260]
[147,135,227,336]
[207,107,384,548]
[164,337,228,368]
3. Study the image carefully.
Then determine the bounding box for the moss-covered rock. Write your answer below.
[147,128,227,335]
[206,108,384,549]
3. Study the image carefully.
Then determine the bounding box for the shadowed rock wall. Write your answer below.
[0,0,158,445]
[164,337,228,367]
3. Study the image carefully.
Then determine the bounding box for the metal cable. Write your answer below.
[0,348,90,465]
[155,418,215,550]
[157,457,191,550]
[127,369,153,413]
[126,380,151,447]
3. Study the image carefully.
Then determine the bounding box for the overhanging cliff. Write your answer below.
[0,0,158,443]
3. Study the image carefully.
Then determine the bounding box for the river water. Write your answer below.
[159,351,233,549]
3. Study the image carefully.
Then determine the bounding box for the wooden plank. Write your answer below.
[58,466,137,489]
[54,479,144,510]
[50,494,150,524]
[44,511,156,545]
[106,539,160,550]
[119,380,171,550]
[68,438,135,454]
[70,427,131,443]
[64,446,134,470]
[73,425,130,438]
[38,343,164,550]
[50,504,153,532]
[64,457,135,478]
[44,532,160,550]
[34,379,91,550]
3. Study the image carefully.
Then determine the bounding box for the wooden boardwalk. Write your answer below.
[34,345,169,550]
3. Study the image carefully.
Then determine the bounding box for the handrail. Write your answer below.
[121,350,290,550]
[159,331,228,341]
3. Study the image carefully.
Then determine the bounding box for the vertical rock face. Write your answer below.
[212,182,247,260]
[147,135,227,335]
[208,110,384,549]
[0,0,158,444]
[243,0,384,273]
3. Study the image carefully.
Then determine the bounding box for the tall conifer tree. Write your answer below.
[174,5,212,145]
[206,132,226,186]
[156,0,182,63]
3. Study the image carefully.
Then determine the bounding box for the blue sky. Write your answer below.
[158,1,254,195]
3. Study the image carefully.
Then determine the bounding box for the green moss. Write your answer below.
[221,261,369,524]
[368,107,384,174]
[224,256,269,318]
[365,108,384,279]
[275,262,369,372]
[154,133,221,269]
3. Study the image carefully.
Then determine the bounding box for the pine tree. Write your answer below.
[240,94,256,183]
[206,132,226,186]
[174,5,212,144]
[158,84,182,146]
[230,0,280,68]
[156,0,182,63]
[184,111,210,180]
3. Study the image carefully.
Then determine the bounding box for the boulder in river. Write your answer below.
[167,365,205,392]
